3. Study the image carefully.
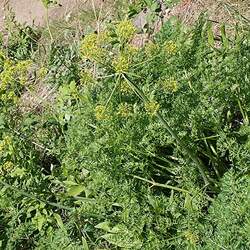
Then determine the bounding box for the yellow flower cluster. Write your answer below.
[120,80,132,94]
[164,40,177,55]
[98,31,111,44]
[145,101,160,116]
[15,60,32,85]
[0,136,12,152]
[162,78,178,92]
[184,230,199,245]
[0,59,31,103]
[0,60,15,89]
[1,91,18,103]
[112,54,130,73]
[1,161,14,174]
[80,33,105,61]
[116,20,136,42]
[95,105,109,121]
[113,45,138,74]
[117,102,132,118]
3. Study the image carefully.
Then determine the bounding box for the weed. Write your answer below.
[0,2,249,249]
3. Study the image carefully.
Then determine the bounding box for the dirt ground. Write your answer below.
[0,0,249,32]
[0,0,101,30]
[164,0,250,25]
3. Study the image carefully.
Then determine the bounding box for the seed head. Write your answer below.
[2,161,14,173]
[80,70,95,87]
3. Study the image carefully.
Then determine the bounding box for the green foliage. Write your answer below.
[41,0,58,8]
[0,11,249,250]
[5,21,40,60]
[202,171,250,249]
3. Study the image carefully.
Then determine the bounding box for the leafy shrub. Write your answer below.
[0,11,249,250]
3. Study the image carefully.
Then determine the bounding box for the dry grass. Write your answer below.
[20,83,56,114]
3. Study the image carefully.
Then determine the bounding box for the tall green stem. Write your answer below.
[132,175,190,193]
[45,7,54,43]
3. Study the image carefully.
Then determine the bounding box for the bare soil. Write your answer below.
[1,0,249,32]
[164,0,250,26]
[0,0,104,30]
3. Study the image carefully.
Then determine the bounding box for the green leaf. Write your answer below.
[36,215,46,231]
[150,2,160,12]
[82,237,89,250]
[41,0,57,8]
[63,180,77,186]
[67,185,85,196]
[184,193,193,211]
[54,213,64,229]
[220,24,229,49]
[207,22,215,47]
[101,233,142,249]
[95,221,111,232]
[10,167,26,178]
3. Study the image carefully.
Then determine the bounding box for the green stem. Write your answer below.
[45,7,54,43]
[132,175,190,193]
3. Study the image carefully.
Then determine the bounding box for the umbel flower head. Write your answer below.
[164,40,177,55]
[0,136,12,152]
[0,59,31,103]
[95,105,109,121]
[124,44,138,57]
[184,230,199,245]
[80,33,105,61]
[145,101,160,116]
[161,78,178,92]
[113,45,137,74]
[112,54,130,73]
[38,67,48,79]
[15,60,32,85]
[116,20,136,42]
[120,80,133,94]
[0,59,31,87]
[2,161,14,174]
